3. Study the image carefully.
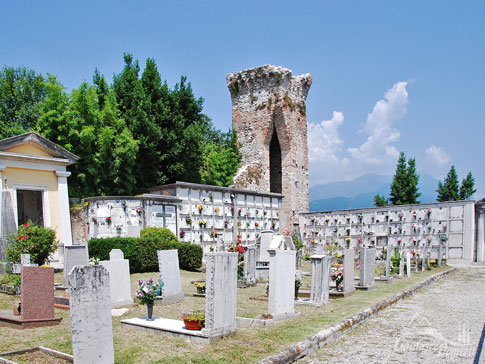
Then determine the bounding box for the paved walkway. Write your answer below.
[298,266,485,364]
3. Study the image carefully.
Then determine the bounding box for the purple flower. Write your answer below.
[138,279,142,284]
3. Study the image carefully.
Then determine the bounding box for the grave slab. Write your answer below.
[63,246,88,286]
[100,249,133,308]
[157,250,184,305]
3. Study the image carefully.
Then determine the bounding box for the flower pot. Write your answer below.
[294,287,299,300]
[196,286,205,294]
[146,302,154,321]
[183,318,203,330]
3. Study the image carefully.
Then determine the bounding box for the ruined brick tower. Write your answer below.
[226,65,312,229]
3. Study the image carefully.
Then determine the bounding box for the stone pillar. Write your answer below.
[56,171,73,246]
[227,65,312,230]
[157,250,184,304]
[438,243,443,267]
[477,209,485,262]
[406,251,411,277]
[359,247,376,288]
[243,245,257,285]
[68,265,114,364]
[310,255,331,304]
[203,252,237,337]
[268,249,296,319]
[63,245,89,286]
[100,249,134,308]
[343,248,355,293]
[399,250,404,278]
[385,246,393,277]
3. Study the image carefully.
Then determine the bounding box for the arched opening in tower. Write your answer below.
[269,127,282,194]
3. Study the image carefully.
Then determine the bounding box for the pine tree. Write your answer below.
[374,194,389,207]
[389,152,409,205]
[437,165,460,202]
[405,157,421,204]
[459,172,476,200]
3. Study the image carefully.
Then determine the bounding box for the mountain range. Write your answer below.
[309,173,439,212]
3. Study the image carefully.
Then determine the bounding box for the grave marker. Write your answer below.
[100,249,133,308]
[68,265,114,364]
[268,249,296,319]
[63,246,89,286]
[242,245,257,286]
[342,248,355,294]
[309,255,331,305]
[358,247,376,289]
[157,250,184,304]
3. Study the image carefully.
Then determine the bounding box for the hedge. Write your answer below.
[88,230,202,273]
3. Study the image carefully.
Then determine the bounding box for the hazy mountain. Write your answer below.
[309,172,439,212]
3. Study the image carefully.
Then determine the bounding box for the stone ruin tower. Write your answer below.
[226,65,312,229]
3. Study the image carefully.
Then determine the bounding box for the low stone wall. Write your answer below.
[258,267,456,364]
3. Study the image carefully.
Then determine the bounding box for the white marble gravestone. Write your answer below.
[68,265,114,364]
[406,251,411,277]
[63,246,89,285]
[258,231,274,262]
[268,249,296,319]
[342,248,355,294]
[203,252,237,337]
[310,255,331,305]
[100,249,133,308]
[157,250,184,304]
[242,245,257,286]
[358,247,376,288]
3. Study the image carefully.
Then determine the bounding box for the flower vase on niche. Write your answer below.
[136,278,162,321]
[146,301,154,321]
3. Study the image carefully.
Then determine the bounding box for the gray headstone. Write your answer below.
[100,252,133,308]
[399,250,405,278]
[310,255,331,304]
[64,246,89,285]
[109,249,124,261]
[68,265,114,364]
[157,250,184,304]
[258,231,274,262]
[406,251,411,277]
[203,252,237,337]
[268,249,296,319]
[243,245,257,285]
[20,254,30,265]
[438,243,443,267]
[343,248,355,293]
[359,247,376,287]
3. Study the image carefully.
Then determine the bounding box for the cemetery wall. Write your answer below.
[299,200,476,262]
[227,65,312,230]
[78,182,282,253]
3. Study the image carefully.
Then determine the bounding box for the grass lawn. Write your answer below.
[0,262,452,363]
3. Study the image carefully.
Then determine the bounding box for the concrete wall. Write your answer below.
[300,200,476,263]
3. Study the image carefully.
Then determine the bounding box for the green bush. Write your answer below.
[140,227,178,244]
[6,221,57,265]
[88,234,203,273]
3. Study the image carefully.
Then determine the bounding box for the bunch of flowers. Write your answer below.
[210,231,218,239]
[197,204,203,213]
[105,217,111,225]
[185,216,192,225]
[179,231,185,239]
[136,206,143,215]
[228,241,244,279]
[331,269,343,287]
[136,278,162,305]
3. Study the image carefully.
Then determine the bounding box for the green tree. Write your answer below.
[0,66,46,138]
[387,152,420,205]
[201,129,240,186]
[405,157,421,204]
[437,165,460,202]
[374,194,389,207]
[459,172,477,200]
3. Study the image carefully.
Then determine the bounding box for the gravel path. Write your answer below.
[298,266,485,364]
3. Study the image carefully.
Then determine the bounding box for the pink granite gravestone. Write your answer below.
[0,266,61,329]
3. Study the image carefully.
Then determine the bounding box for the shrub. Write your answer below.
[140,227,178,244]
[88,234,203,273]
[6,221,57,265]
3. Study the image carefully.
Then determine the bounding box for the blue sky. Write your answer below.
[1,1,484,197]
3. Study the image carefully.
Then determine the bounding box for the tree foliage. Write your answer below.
[388,152,420,205]
[437,166,476,202]
[0,55,240,197]
[374,194,389,207]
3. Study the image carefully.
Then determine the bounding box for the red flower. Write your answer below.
[22,235,27,240]
[237,245,244,253]
[23,223,28,226]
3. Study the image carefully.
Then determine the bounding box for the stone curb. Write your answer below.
[258,267,457,364]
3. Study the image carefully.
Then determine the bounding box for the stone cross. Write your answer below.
[268,249,296,319]
[342,248,355,293]
[68,265,114,364]
[100,249,133,308]
[202,252,237,337]
[242,245,257,286]
[309,255,331,304]
[359,247,376,287]
[12,254,37,274]
[63,245,89,286]
[157,250,184,304]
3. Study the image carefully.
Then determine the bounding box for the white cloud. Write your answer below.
[308,81,410,186]
[425,145,451,166]
[348,81,408,165]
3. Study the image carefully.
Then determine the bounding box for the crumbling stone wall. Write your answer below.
[227,65,312,230]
